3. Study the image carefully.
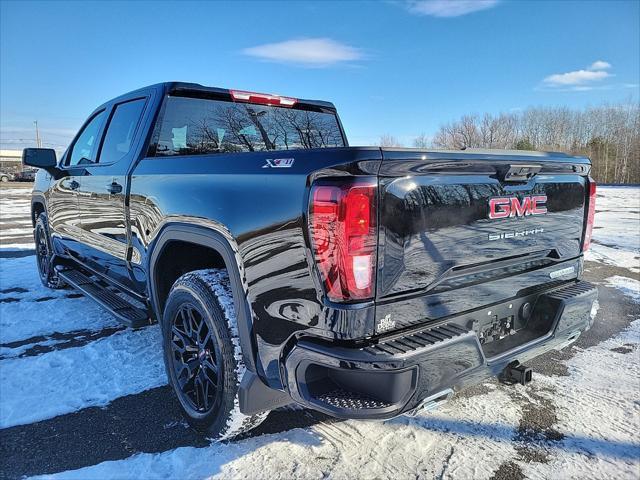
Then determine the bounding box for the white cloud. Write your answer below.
[571,85,597,92]
[242,38,363,67]
[544,69,611,86]
[589,60,612,71]
[543,60,613,88]
[405,0,499,17]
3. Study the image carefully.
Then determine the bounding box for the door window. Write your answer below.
[67,111,106,166]
[98,98,146,165]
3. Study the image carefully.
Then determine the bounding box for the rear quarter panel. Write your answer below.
[129,147,381,385]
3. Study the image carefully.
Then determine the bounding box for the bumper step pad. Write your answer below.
[364,323,469,356]
[317,389,392,410]
[545,280,597,300]
[58,269,149,328]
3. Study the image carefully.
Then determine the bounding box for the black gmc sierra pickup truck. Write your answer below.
[24,82,598,439]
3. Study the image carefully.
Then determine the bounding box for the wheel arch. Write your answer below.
[31,195,47,227]
[148,223,257,373]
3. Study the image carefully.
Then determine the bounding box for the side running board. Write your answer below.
[58,269,150,328]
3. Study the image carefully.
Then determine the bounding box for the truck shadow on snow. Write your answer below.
[0,386,330,479]
[1,386,638,479]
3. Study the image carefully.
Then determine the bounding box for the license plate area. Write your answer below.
[467,292,555,358]
[477,314,516,345]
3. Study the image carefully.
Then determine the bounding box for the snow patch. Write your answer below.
[0,227,33,236]
[0,326,166,428]
[604,276,640,302]
[27,389,523,480]
[522,320,640,479]
[0,243,35,250]
[586,186,640,273]
[0,257,119,344]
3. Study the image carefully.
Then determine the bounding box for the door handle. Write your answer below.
[69,180,80,190]
[106,182,123,194]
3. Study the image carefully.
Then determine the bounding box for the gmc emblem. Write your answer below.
[489,195,547,219]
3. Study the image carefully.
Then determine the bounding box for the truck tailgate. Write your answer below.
[375,149,591,331]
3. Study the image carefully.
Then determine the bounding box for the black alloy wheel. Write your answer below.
[162,269,269,438]
[34,213,65,289]
[170,303,222,414]
[35,221,51,281]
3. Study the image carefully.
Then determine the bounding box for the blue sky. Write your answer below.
[1,0,638,150]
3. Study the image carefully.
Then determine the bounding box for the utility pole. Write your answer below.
[34,120,42,148]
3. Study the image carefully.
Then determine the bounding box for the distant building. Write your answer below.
[0,150,23,174]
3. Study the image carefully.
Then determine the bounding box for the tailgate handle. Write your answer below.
[503,164,541,182]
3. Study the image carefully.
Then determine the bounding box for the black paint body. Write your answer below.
[31,83,597,418]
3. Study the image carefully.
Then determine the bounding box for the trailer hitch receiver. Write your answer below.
[500,362,533,386]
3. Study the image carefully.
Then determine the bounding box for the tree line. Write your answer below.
[379,100,640,184]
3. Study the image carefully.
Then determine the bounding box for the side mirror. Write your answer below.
[22,148,58,174]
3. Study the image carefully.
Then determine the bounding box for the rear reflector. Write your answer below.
[582,177,597,251]
[309,180,377,302]
[230,90,297,107]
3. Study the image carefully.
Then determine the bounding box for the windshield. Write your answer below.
[150,96,345,156]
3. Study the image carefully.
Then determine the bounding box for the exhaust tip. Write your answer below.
[406,388,454,416]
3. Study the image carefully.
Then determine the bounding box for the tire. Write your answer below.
[0,176,8,182]
[34,213,66,289]
[162,269,268,439]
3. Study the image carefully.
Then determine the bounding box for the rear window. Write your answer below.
[149,96,345,156]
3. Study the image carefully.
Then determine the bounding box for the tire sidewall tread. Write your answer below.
[162,269,267,439]
[34,213,65,289]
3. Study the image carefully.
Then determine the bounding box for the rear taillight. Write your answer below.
[309,180,377,302]
[583,177,597,251]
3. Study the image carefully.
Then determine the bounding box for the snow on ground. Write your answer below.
[27,389,520,480]
[0,256,120,344]
[0,185,638,479]
[0,326,165,428]
[604,275,640,302]
[0,186,34,249]
[586,186,640,273]
[523,321,640,479]
[31,321,640,480]
[0,296,118,345]
[0,255,61,299]
[0,243,36,250]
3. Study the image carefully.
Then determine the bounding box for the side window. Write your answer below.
[98,98,146,165]
[67,111,106,166]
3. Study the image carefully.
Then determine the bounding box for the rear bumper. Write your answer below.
[284,280,597,419]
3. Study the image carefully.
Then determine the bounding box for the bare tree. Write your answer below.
[412,133,429,148]
[378,134,403,147]
[427,101,640,183]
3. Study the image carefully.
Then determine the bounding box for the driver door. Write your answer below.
[48,110,106,259]
[74,96,148,290]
